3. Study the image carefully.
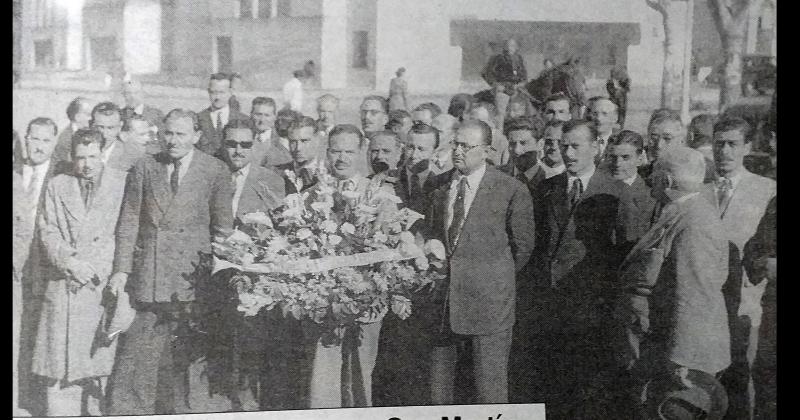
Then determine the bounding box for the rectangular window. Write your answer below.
[258,0,271,18]
[34,39,54,68]
[240,0,252,18]
[352,31,368,69]
[216,36,233,73]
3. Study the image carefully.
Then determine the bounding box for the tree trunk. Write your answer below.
[661,10,684,109]
[720,33,746,110]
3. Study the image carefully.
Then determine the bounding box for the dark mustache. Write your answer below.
[371,161,390,173]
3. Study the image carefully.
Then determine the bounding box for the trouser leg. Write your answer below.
[12,280,29,416]
[308,329,344,408]
[472,329,512,404]
[430,344,458,405]
[353,321,382,407]
[45,379,84,416]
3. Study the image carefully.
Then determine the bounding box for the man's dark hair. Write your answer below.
[91,101,122,123]
[458,119,493,146]
[648,108,681,127]
[70,128,104,158]
[408,122,441,149]
[293,70,305,79]
[223,118,257,139]
[413,103,442,119]
[448,93,474,120]
[562,119,598,142]
[66,97,90,122]
[504,116,545,138]
[387,110,412,130]
[329,124,366,149]
[122,114,151,132]
[27,117,58,137]
[608,129,645,154]
[713,117,752,143]
[289,116,318,132]
[362,95,389,114]
[368,130,402,149]
[688,114,717,148]
[163,108,201,132]
[210,72,231,83]
[545,92,572,106]
[251,96,277,110]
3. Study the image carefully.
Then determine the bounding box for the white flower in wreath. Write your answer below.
[226,229,254,244]
[372,231,388,244]
[340,222,356,235]
[296,228,313,241]
[241,211,273,228]
[424,239,446,261]
[320,219,338,234]
[328,234,343,246]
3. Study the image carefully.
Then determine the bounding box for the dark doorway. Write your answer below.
[352,31,368,69]
[216,36,233,73]
[34,39,54,68]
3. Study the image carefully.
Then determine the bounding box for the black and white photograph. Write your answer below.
[12,0,777,418]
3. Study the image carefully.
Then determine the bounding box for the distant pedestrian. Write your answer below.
[606,67,630,128]
[282,70,306,113]
[229,72,243,112]
[389,67,409,111]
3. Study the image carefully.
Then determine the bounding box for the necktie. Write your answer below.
[516,171,528,185]
[569,178,583,207]
[717,177,733,215]
[82,179,95,208]
[448,178,467,247]
[26,166,39,193]
[216,111,224,132]
[410,172,422,200]
[232,171,243,215]
[300,168,315,190]
[170,159,181,195]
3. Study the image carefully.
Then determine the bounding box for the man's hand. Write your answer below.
[66,257,96,286]
[107,272,129,296]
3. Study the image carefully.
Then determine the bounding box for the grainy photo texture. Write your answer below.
[12,0,776,418]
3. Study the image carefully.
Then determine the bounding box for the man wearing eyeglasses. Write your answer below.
[425,119,535,405]
[639,110,685,180]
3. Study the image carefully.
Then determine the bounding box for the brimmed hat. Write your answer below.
[642,369,728,420]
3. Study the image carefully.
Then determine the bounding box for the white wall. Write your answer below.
[123,0,161,74]
[320,0,347,88]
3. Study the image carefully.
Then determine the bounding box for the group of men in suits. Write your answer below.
[13,71,776,419]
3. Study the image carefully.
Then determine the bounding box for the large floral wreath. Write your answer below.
[211,162,447,332]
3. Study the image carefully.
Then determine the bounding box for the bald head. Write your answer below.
[654,146,706,192]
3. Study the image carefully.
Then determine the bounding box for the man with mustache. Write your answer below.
[275,116,324,194]
[249,96,292,168]
[367,130,402,177]
[13,117,60,416]
[529,119,621,415]
[360,96,390,138]
[306,124,391,408]
[315,94,339,137]
[586,96,619,160]
[196,73,249,157]
[711,117,776,420]
[540,120,567,179]
[398,123,452,215]
[425,119,535,405]
[498,116,547,198]
[106,109,233,415]
[211,118,290,411]
[32,128,128,416]
[543,93,573,124]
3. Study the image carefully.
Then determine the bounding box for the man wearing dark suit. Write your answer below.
[13,117,60,416]
[274,116,324,194]
[528,120,621,413]
[106,109,233,415]
[606,130,657,258]
[482,39,528,129]
[196,73,249,157]
[615,147,731,418]
[121,79,165,133]
[711,118,776,420]
[207,119,289,411]
[397,123,452,215]
[51,97,92,164]
[498,116,547,198]
[90,102,144,172]
[250,96,292,168]
[587,96,619,162]
[425,120,535,404]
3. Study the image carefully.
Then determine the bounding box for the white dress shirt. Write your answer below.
[21,160,51,219]
[166,149,195,186]
[622,173,638,186]
[210,106,231,130]
[231,163,251,216]
[714,170,744,193]
[543,163,565,179]
[567,165,596,195]
[597,132,613,156]
[446,163,487,231]
[282,77,304,112]
[256,128,273,143]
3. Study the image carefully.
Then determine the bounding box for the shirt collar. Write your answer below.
[542,163,565,179]
[134,104,145,115]
[210,105,230,119]
[622,173,638,186]
[176,148,195,167]
[453,163,487,190]
[236,163,251,178]
[717,170,744,189]
[257,128,272,142]
[567,165,596,190]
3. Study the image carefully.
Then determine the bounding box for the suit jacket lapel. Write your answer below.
[150,155,173,216]
[167,154,204,216]
[60,176,87,222]
[547,173,570,232]
[450,170,496,254]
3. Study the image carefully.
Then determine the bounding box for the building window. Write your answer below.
[240,0,253,18]
[352,31,368,69]
[34,39,54,68]
[258,0,272,18]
